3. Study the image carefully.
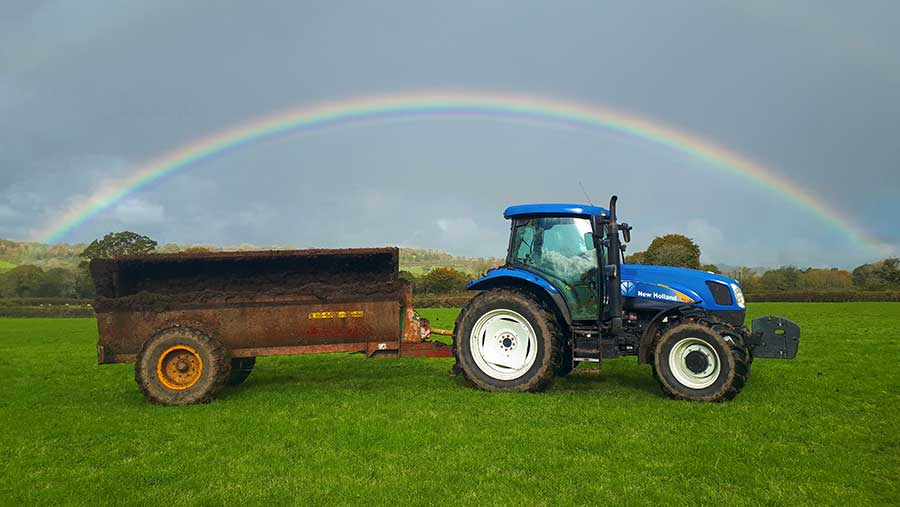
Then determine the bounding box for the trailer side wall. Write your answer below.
[91,248,410,364]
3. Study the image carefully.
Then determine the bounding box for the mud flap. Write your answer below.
[748,316,800,359]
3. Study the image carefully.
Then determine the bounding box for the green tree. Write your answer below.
[625,251,646,264]
[79,231,157,266]
[878,258,900,286]
[642,234,702,269]
[700,264,721,274]
[852,258,900,290]
[181,246,213,254]
[34,267,71,297]
[417,267,471,294]
[799,268,852,290]
[726,267,760,292]
[0,265,46,297]
[853,263,879,289]
[758,266,801,291]
[73,269,96,299]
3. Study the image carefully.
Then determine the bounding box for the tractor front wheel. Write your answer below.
[652,321,749,402]
[453,289,560,392]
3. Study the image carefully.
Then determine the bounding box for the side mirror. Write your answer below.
[620,223,632,243]
[583,232,594,251]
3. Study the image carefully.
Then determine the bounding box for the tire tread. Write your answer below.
[652,318,750,402]
[452,289,561,392]
[134,326,230,405]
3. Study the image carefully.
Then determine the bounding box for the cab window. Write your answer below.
[509,217,600,320]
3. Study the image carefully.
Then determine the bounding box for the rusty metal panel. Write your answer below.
[400,283,427,343]
[398,341,453,358]
[232,342,370,358]
[95,299,400,361]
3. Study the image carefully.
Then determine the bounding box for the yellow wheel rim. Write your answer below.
[156,345,203,391]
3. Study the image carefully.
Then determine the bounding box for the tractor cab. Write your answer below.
[503,205,610,322]
[471,199,628,332]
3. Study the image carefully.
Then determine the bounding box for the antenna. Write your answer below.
[578,180,594,206]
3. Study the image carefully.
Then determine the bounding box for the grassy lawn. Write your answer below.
[0,260,15,272]
[1,303,898,506]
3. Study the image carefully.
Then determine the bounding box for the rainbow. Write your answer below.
[33,91,885,251]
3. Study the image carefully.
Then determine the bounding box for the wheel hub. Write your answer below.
[499,333,517,352]
[684,350,709,374]
[668,337,721,390]
[469,309,538,381]
[156,345,203,391]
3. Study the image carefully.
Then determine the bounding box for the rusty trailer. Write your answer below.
[90,247,450,405]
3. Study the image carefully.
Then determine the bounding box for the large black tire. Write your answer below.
[228,357,256,386]
[652,320,750,402]
[135,326,231,405]
[453,289,561,392]
[712,320,753,379]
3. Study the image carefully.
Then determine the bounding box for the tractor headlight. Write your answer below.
[731,283,745,309]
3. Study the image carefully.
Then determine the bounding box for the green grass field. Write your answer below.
[0,260,15,272]
[1,303,898,506]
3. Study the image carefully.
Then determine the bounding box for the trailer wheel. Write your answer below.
[453,289,560,392]
[228,357,256,386]
[652,321,749,402]
[135,327,231,405]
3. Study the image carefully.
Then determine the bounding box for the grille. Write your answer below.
[705,281,734,306]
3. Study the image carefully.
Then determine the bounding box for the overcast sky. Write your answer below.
[1,1,898,268]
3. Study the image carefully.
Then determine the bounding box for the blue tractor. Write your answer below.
[453,196,799,401]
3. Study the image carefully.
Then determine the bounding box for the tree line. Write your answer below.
[0,232,156,299]
[625,234,900,292]
[1,231,898,299]
[400,267,473,294]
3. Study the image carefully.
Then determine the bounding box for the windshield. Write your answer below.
[509,217,600,320]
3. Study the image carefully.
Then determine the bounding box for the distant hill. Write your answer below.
[0,238,502,276]
[399,248,503,276]
[0,239,85,270]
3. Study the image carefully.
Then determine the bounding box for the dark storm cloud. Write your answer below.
[1,0,897,267]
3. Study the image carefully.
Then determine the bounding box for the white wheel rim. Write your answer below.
[469,309,538,381]
[668,337,721,389]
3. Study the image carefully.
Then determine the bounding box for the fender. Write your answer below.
[636,303,702,364]
[467,267,573,326]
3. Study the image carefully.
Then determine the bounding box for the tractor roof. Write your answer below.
[503,203,610,219]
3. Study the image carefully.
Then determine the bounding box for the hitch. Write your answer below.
[748,316,800,359]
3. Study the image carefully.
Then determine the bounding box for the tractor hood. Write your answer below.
[620,264,744,311]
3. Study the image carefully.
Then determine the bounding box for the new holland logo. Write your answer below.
[621,280,635,295]
[637,290,679,302]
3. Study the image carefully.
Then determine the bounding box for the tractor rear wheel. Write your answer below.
[228,357,256,386]
[453,289,560,392]
[135,326,231,405]
[652,321,749,402]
